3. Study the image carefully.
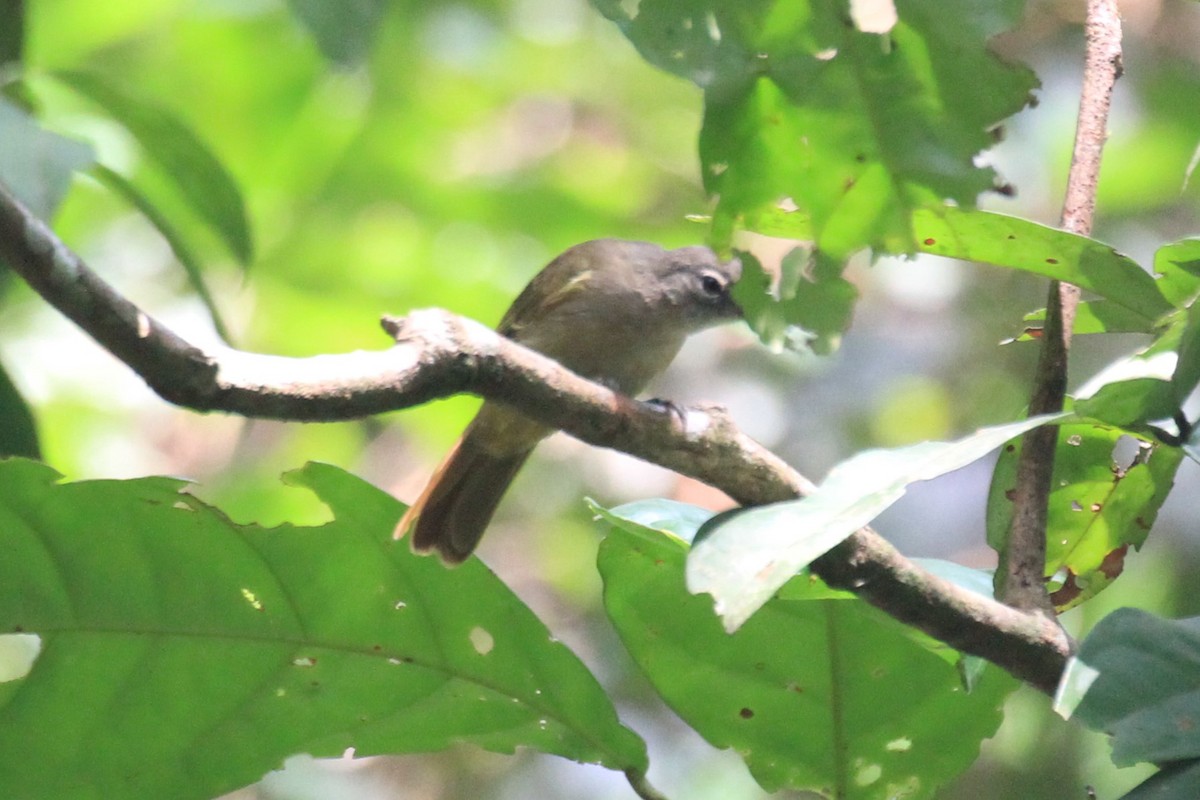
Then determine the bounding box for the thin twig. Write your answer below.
[998,0,1122,615]
[0,182,1073,691]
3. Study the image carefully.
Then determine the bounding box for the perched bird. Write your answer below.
[395,238,742,563]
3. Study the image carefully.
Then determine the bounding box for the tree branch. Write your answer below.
[998,0,1122,615]
[0,181,1071,692]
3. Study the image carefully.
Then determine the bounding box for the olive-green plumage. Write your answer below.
[396,238,742,563]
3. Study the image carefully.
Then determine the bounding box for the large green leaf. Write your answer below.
[52,71,253,265]
[0,459,645,800]
[986,424,1181,612]
[747,205,1172,320]
[594,0,1037,257]
[736,204,1173,350]
[911,208,1173,322]
[1058,609,1200,771]
[688,413,1065,632]
[597,501,1017,798]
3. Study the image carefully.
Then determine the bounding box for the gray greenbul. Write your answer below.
[395,238,742,563]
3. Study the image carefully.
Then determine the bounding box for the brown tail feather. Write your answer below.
[395,435,533,564]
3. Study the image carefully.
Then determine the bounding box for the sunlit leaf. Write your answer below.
[593,0,1036,257]
[738,205,1171,340]
[912,208,1172,323]
[986,424,1181,612]
[0,460,645,800]
[52,70,253,265]
[596,501,1017,798]
[688,414,1065,632]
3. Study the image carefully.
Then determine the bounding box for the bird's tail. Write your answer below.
[395,435,532,564]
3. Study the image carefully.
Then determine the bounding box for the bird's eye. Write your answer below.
[700,274,724,296]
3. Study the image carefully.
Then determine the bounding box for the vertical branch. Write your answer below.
[998,0,1123,614]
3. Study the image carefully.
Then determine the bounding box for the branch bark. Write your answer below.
[0,182,1072,692]
[998,0,1122,615]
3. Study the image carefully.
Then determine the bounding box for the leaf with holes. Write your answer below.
[0,459,646,800]
[595,501,1018,798]
[912,208,1173,323]
[986,424,1181,612]
[740,204,1172,341]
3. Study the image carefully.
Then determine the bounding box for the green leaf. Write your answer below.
[0,362,39,459]
[688,413,1066,632]
[1120,761,1200,800]
[732,248,857,354]
[1171,300,1200,402]
[1152,237,1200,309]
[1059,609,1200,766]
[586,496,715,544]
[595,0,1037,257]
[52,70,253,265]
[596,502,1018,798]
[285,0,386,66]
[1019,300,1159,339]
[1072,314,1190,429]
[90,164,234,344]
[0,98,94,220]
[911,208,1173,323]
[986,424,1181,612]
[738,204,1173,326]
[0,459,645,800]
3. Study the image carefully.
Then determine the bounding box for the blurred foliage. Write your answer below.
[0,1,1198,799]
